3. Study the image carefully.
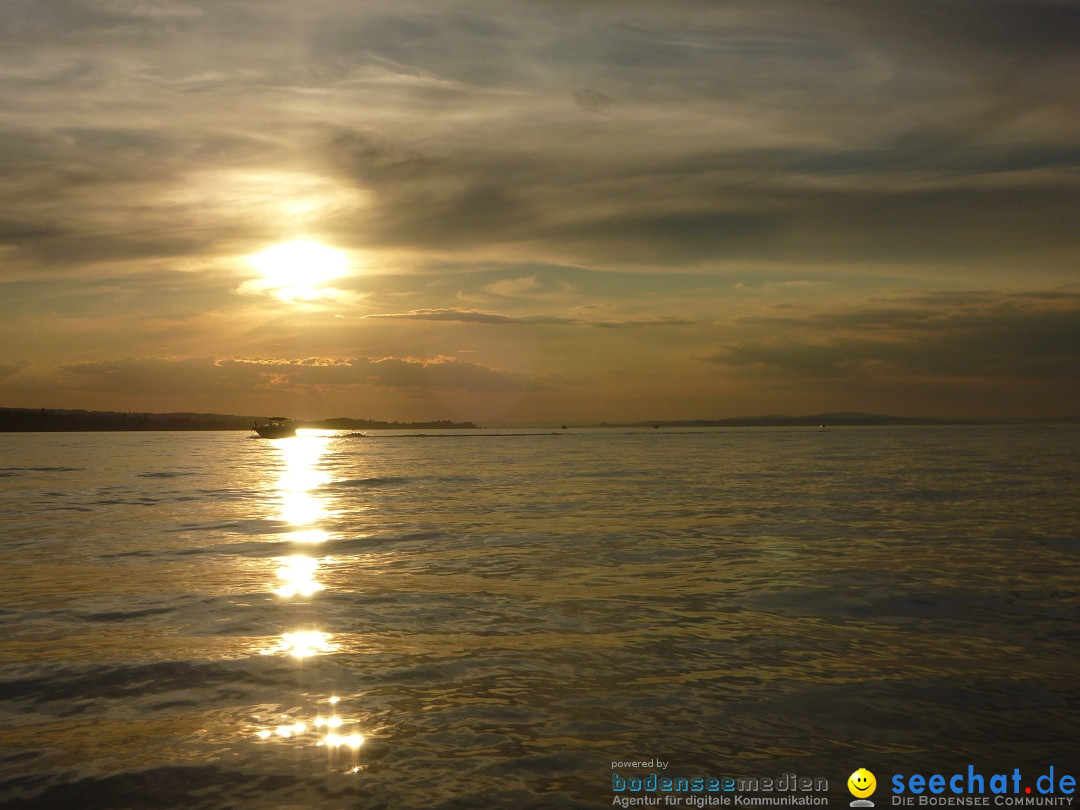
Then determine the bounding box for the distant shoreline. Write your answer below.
[0,408,478,432]
[606,413,1080,428]
[0,407,1077,432]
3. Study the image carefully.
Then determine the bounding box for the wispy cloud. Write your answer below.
[708,289,1080,379]
[47,354,536,396]
[362,308,693,329]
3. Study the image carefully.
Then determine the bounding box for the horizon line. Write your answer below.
[2,406,1079,432]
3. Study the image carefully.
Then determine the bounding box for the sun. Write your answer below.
[246,240,349,302]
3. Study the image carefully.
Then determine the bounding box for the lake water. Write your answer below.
[1,426,1078,808]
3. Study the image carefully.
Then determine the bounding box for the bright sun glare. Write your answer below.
[246,240,349,302]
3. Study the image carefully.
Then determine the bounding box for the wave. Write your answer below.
[0,659,277,703]
[0,466,83,473]
[325,476,412,489]
[0,764,287,810]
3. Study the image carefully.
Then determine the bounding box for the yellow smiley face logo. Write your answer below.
[848,768,877,798]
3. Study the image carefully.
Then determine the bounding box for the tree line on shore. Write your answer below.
[0,408,478,432]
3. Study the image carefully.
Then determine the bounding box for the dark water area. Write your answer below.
[1,426,1077,808]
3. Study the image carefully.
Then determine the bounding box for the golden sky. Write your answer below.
[1,0,1078,422]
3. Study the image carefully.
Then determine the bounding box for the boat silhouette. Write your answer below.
[251,418,296,438]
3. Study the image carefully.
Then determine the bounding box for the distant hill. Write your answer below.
[613,412,1080,428]
[0,407,478,432]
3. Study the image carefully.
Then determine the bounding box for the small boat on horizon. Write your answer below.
[252,418,296,439]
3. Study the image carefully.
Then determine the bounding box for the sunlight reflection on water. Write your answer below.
[273,555,326,597]
[273,432,333,526]
[257,433,367,756]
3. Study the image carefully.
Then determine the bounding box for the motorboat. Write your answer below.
[252,418,296,438]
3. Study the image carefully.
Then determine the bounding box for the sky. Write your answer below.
[0,0,1077,424]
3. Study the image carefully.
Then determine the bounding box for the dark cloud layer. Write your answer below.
[2,0,1075,271]
[710,290,1080,380]
[363,308,693,329]
[58,355,535,395]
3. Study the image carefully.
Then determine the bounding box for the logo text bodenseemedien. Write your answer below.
[613,773,828,794]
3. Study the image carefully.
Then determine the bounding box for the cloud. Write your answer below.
[484,275,543,298]
[573,88,614,114]
[362,308,693,329]
[0,270,240,319]
[2,0,1076,275]
[707,289,1080,379]
[58,354,536,395]
[0,362,26,382]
